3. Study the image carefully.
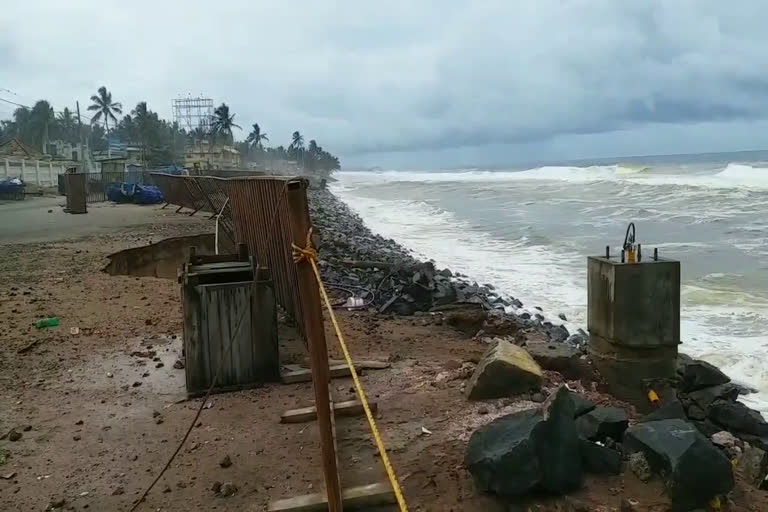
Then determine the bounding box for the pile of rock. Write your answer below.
[463,342,747,510]
[308,189,582,345]
[637,354,768,489]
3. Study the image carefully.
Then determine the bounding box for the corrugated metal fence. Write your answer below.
[151,173,309,335]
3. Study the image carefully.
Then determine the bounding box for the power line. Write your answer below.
[0,96,29,109]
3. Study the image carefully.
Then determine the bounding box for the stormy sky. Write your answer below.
[3,0,768,167]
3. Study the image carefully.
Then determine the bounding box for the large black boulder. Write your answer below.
[640,398,687,423]
[678,359,730,393]
[580,439,622,475]
[464,387,582,496]
[576,406,629,442]
[684,382,740,410]
[624,419,734,512]
[536,387,582,493]
[570,393,596,418]
[707,400,768,437]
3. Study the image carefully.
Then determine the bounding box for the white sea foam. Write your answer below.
[331,187,586,329]
[333,168,768,415]
[340,162,768,190]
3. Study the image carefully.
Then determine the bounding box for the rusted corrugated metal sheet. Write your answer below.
[149,173,311,337]
[225,177,308,336]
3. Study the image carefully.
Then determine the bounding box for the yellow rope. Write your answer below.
[293,229,409,512]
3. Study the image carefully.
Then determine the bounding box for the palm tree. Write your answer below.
[289,130,304,151]
[57,107,77,143]
[132,102,151,164]
[289,130,305,167]
[9,106,31,143]
[87,86,122,133]
[245,123,269,149]
[210,103,240,143]
[30,100,55,152]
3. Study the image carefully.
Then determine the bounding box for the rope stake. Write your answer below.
[292,229,409,512]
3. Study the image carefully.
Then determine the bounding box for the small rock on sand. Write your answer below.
[218,482,237,497]
[8,430,22,442]
[628,452,651,482]
[219,454,232,468]
[48,497,66,509]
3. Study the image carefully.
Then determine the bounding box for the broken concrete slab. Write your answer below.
[465,340,543,400]
[624,419,734,512]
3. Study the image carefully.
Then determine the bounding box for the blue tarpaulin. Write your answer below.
[106,183,164,204]
[0,177,24,200]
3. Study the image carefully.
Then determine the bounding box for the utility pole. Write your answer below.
[76,101,85,170]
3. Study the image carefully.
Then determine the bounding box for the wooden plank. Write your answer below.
[286,180,343,511]
[280,400,377,424]
[280,364,352,384]
[267,482,396,512]
[327,359,391,370]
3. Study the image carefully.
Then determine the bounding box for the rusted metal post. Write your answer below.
[285,179,343,512]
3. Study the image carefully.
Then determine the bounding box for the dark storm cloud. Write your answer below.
[3,0,768,159]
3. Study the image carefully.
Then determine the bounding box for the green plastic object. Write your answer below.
[34,317,60,329]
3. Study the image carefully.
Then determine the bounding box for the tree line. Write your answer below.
[0,86,340,172]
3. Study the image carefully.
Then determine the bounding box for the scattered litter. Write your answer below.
[36,474,52,481]
[69,327,80,335]
[79,491,89,497]
[204,401,214,409]
[34,317,60,329]
[106,372,113,378]
[421,426,433,435]
[1,471,16,479]
[344,296,366,310]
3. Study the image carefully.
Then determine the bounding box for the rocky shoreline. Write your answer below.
[307,186,768,509]
[308,188,586,349]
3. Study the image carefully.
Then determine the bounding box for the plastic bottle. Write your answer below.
[34,317,60,329]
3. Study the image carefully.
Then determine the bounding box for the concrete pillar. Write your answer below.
[21,159,26,181]
[2,159,7,178]
[49,162,54,186]
[587,255,680,409]
[35,160,41,185]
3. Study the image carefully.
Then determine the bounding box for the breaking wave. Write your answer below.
[341,162,768,190]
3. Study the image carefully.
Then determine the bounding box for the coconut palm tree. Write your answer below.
[289,130,305,167]
[289,130,304,151]
[57,107,78,143]
[30,100,55,152]
[245,123,269,149]
[87,86,122,133]
[132,101,151,164]
[210,103,240,143]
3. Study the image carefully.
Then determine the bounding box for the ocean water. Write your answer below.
[332,152,768,414]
